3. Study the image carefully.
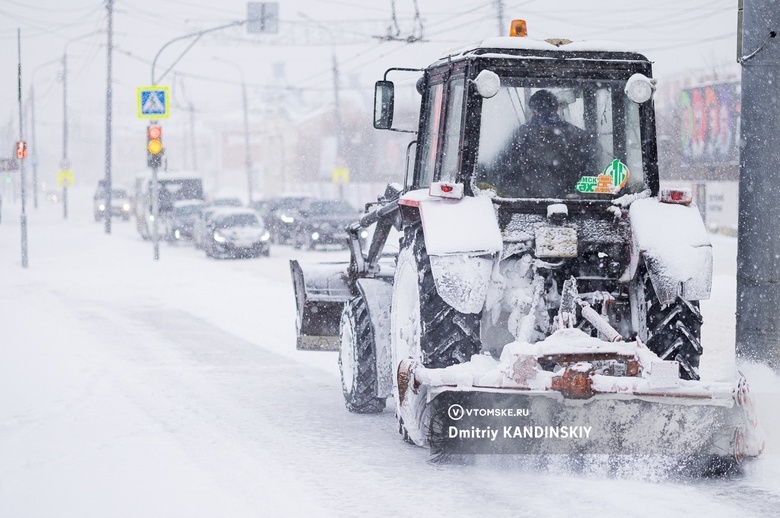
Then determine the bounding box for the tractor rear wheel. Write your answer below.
[401,224,481,368]
[339,295,386,414]
[635,262,703,380]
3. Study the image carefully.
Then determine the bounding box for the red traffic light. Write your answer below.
[16,140,27,159]
[147,125,162,140]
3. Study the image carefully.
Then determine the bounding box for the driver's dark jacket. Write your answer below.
[489,112,598,198]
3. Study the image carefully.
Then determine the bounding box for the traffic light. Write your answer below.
[147,125,163,167]
[16,140,27,159]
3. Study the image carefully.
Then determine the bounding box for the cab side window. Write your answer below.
[439,78,465,183]
[417,82,444,188]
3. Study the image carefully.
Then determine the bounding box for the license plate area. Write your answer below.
[535,226,578,258]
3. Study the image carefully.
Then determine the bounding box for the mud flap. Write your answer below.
[290,260,353,350]
[356,278,394,399]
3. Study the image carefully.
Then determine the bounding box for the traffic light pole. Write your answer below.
[152,162,160,261]
[17,29,28,268]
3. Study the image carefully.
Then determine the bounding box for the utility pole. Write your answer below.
[495,0,506,37]
[104,0,114,234]
[736,0,780,370]
[17,29,28,268]
[332,53,343,199]
[241,80,253,204]
[61,51,69,219]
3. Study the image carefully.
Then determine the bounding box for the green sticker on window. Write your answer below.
[575,159,630,193]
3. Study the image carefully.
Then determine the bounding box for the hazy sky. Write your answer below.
[0,0,739,185]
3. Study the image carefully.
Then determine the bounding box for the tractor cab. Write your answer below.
[375,27,659,204]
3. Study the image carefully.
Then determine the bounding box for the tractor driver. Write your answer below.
[483,89,598,198]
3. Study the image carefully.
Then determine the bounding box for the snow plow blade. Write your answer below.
[290,260,353,351]
[396,330,764,464]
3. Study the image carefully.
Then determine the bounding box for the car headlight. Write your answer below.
[311,232,320,241]
[213,231,227,243]
[98,204,106,211]
[280,214,295,223]
[123,203,130,211]
[260,230,270,241]
[360,230,369,239]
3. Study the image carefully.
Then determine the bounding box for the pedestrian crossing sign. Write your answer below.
[137,86,170,119]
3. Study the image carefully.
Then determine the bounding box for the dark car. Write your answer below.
[261,195,312,244]
[165,200,204,243]
[291,199,359,250]
[94,186,132,222]
[203,208,271,259]
[209,196,243,207]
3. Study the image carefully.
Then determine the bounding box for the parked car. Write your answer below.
[94,186,132,222]
[202,208,270,259]
[291,199,359,250]
[165,200,204,243]
[261,195,312,244]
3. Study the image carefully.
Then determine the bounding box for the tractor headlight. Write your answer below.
[280,214,295,224]
[98,204,106,211]
[360,230,369,239]
[213,231,227,243]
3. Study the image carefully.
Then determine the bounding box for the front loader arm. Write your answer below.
[347,185,402,282]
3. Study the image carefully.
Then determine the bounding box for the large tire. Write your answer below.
[338,295,386,413]
[635,263,703,380]
[403,225,481,368]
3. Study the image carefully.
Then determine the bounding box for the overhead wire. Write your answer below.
[0,0,100,14]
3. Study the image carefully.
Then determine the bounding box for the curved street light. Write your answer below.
[212,57,254,204]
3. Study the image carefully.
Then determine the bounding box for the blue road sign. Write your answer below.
[137,86,170,119]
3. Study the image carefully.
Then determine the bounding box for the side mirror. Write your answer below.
[374,80,395,130]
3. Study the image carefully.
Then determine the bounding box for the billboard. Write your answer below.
[679,82,740,167]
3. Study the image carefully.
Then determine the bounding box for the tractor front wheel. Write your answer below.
[339,295,386,414]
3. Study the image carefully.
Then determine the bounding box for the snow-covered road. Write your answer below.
[1,188,778,517]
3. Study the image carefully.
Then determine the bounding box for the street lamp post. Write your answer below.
[213,58,253,205]
[29,57,60,210]
[61,31,101,220]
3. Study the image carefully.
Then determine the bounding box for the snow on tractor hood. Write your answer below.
[628,197,713,304]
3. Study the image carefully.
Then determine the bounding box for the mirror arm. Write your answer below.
[383,67,425,81]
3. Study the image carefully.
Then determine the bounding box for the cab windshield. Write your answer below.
[475,77,645,199]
